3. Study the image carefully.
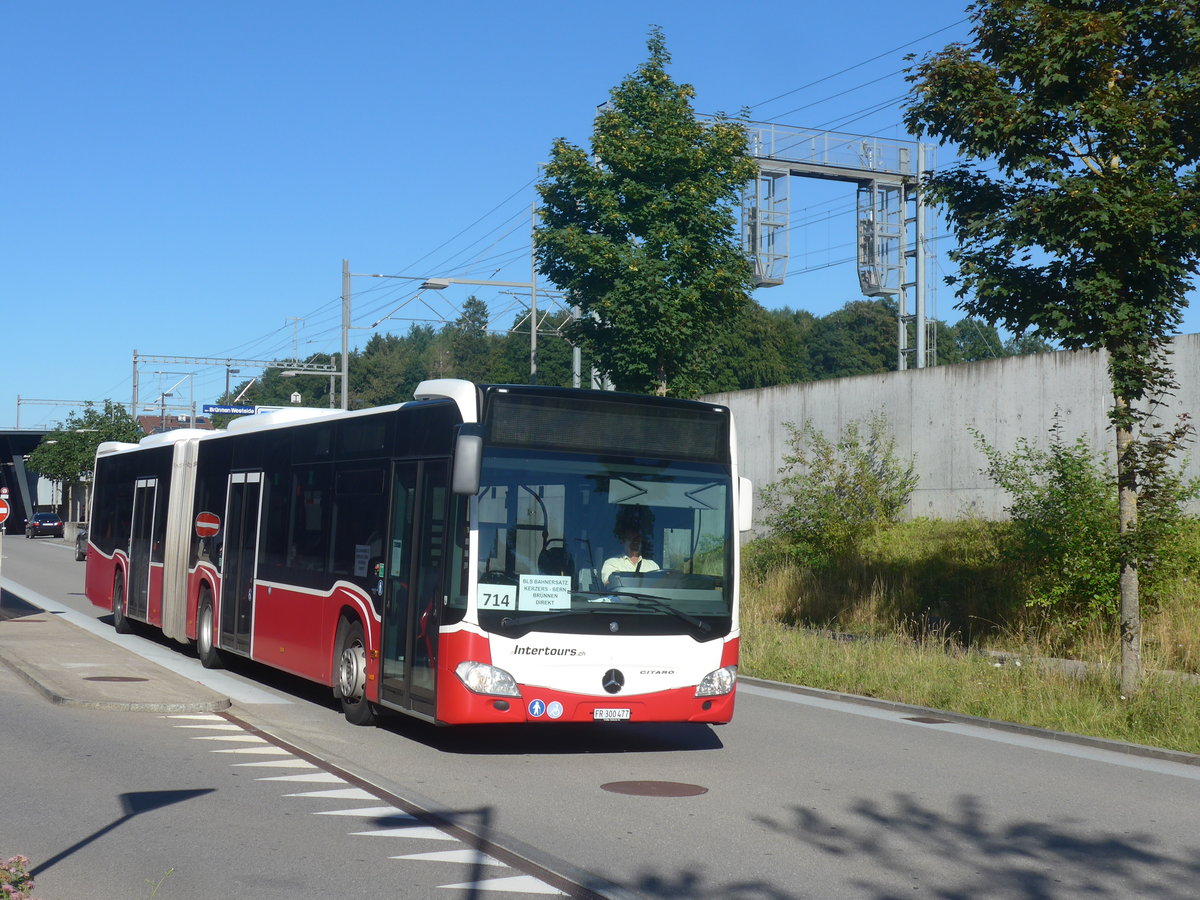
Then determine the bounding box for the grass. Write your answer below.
[739,519,1200,755]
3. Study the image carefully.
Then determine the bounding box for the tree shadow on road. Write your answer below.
[30,789,216,878]
[704,791,1200,899]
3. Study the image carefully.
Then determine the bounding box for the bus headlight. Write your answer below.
[695,665,737,697]
[455,661,521,697]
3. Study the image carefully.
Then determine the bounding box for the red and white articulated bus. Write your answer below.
[84,380,752,726]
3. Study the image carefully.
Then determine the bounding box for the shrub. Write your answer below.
[1,856,36,900]
[760,412,917,569]
[975,419,1199,635]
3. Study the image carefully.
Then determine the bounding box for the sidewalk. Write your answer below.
[0,597,230,714]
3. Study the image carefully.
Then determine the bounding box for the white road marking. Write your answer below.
[439,874,566,895]
[352,826,459,842]
[191,734,271,742]
[173,723,243,730]
[316,805,409,818]
[256,772,346,783]
[284,788,377,800]
[181,712,569,894]
[392,848,508,867]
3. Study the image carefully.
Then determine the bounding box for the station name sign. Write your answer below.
[202,404,256,416]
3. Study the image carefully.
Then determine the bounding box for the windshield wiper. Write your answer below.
[599,590,713,634]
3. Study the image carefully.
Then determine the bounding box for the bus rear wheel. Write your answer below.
[197,592,224,669]
[335,619,377,726]
[112,572,132,634]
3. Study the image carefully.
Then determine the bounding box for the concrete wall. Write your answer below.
[705,333,1200,533]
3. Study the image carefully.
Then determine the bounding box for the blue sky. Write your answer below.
[4,1,1185,430]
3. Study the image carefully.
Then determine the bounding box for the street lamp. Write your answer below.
[341,205,547,389]
[341,265,449,407]
[417,276,539,385]
[152,372,196,425]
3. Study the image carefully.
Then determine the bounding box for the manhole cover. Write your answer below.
[84,676,151,683]
[601,781,708,797]
[905,716,950,725]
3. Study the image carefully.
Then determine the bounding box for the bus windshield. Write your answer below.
[474,449,733,640]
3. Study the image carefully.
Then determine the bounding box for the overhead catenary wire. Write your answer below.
[137,16,976,402]
[323,21,974,350]
[748,18,970,113]
[769,69,908,122]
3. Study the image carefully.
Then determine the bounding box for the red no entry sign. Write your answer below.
[194,511,220,538]
[0,498,9,524]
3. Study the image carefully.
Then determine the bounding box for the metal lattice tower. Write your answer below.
[740,122,937,370]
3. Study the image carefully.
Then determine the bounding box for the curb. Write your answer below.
[741,675,1200,767]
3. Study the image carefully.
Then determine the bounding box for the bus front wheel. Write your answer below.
[112,572,132,634]
[197,592,224,669]
[335,619,377,726]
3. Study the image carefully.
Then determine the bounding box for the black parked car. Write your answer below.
[26,512,65,538]
[75,526,89,561]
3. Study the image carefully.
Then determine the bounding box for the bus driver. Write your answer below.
[601,521,660,586]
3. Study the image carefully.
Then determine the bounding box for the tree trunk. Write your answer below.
[1115,398,1141,696]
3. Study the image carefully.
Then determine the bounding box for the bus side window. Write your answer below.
[290,465,331,574]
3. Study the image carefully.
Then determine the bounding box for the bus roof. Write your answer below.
[224,407,344,434]
[137,428,214,448]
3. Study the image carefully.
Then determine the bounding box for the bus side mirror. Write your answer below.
[452,425,484,495]
[738,476,754,532]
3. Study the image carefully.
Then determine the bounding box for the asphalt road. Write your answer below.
[5,534,1200,899]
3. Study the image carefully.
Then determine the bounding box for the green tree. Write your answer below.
[353,328,432,407]
[937,318,1053,364]
[490,310,579,387]
[905,0,1200,693]
[449,296,492,383]
[809,298,898,379]
[702,301,793,393]
[1004,331,1053,357]
[535,27,758,396]
[770,307,817,384]
[948,317,1006,363]
[27,401,144,519]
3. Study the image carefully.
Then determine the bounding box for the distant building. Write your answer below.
[135,414,216,435]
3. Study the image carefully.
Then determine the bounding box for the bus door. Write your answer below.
[381,460,449,716]
[127,478,157,621]
[220,472,262,655]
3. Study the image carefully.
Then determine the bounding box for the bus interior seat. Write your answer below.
[538,539,576,585]
[577,567,599,592]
